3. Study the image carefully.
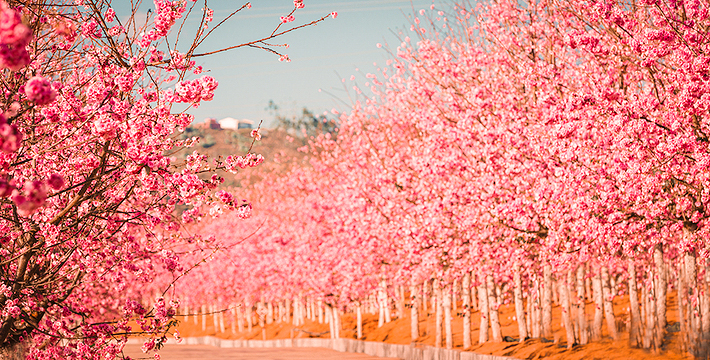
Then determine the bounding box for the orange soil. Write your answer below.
[171,292,692,360]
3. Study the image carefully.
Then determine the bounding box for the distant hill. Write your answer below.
[171,125,310,189]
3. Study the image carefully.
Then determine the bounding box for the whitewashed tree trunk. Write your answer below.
[478,274,489,344]
[678,261,687,353]
[643,278,656,350]
[628,262,642,348]
[201,305,207,331]
[212,305,219,332]
[513,265,527,342]
[285,299,290,323]
[292,297,300,326]
[585,270,592,302]
[560,271,575,349]
[410,282,420,341]
[422,281,428,314]
[700,266,710,358]
[318,299,324,324]
[231,305,237,334]
[591,269,603,341]
[654,244,666,348]
[444,284,453,349]
[686,251,700,355]
[542,264,553,339]
[398,285,406,319]
[257,302,266,329]
[266,302,274,325]
[487,275,503,342]
[452,279,458,312]
[601,266,619,340]
[531,278,541,338]
[526,293,532,339]
[432,280,438,316]
[219,309,226,333]
[327,306,335,339]
[247,304,253,332]
[357,302,363,339]
[378,285,386,328]
[193,305,198,324]
[576,266,588,345]
[238,305,245,332]
[334,307,341,339]
[434,279,443,347]
[462,272,472,348]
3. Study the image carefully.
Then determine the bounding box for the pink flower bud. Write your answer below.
[25,76,57,105]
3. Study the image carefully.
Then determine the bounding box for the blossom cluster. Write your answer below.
[0,2,31,70]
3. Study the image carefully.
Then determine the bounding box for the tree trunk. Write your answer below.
[238,305,245,332]
[576,266,588,345]
[247,304,253,332]
[231,305,237,334]
[398,285,406,319]
[410,282,420,341]
[266,302,273,325]
[0,342,26,360]
[531,278,541,338]
[334,307,341,339]
[591,269,603,341]
[422,280,428,314]
[678,261,687,353]
[654,244,666,348]
[327,306,334,339]
[542,264,553,339]
[202,305,207,331]
[643,282,654,349]
[219,308,225,333]
[686,251,700,356]
[444,284,453,349]
[435,279,443,347]
[628,262,642,348]
[318,299,324,324]
[478,273,489,344]
[357,302,363,339]
[513,264,528,342]
[601,266,619,340]
[462,272,472,348]
[452,279,458,312]
[378,284,386,328]
[488,275,503,342]
[560,270,575,349]
[700,266,710,358]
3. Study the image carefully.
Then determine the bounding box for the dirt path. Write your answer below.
[120,344,398,360]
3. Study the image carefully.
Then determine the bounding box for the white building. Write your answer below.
[218,117,253,130]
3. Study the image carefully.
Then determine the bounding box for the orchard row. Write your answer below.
[178,0,710,358]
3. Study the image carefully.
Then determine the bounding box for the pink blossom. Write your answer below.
[250,129,261,140]
[294,0,305,9]
[0,123,22,153]
[236,202,252,219]
[0,2,31,71]
[12,181,46,215]
[330,11,338,19]
[24,76,57,105]
[47,174,64,190]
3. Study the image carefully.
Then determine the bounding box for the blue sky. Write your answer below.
[119,0,434,127]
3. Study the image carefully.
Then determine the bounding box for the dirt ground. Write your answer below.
[120,344,398,360]
[167,292,692,360]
